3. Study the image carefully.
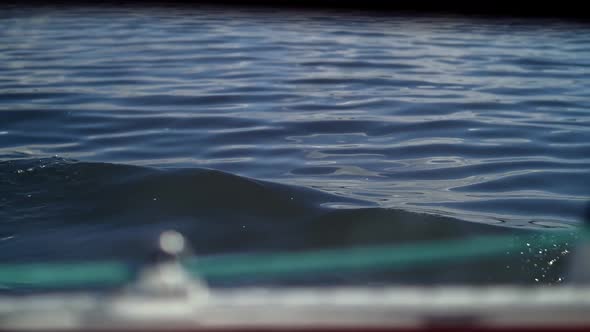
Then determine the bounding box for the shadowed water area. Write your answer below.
[0,5,589,287]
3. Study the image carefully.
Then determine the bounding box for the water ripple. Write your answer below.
[1,6,589,231]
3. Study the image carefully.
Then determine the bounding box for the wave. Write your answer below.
[0,158,528,256]
[0,158,579,285]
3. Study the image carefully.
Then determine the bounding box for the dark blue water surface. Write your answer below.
[1,5,589,285]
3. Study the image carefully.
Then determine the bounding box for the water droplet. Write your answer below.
[152,197,158,201]
[526,243,530,247]
[159,230,185,255]
[16,169,23,174]
[534,278,539,282]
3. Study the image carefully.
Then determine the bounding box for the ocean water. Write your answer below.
[0,5,589,286]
